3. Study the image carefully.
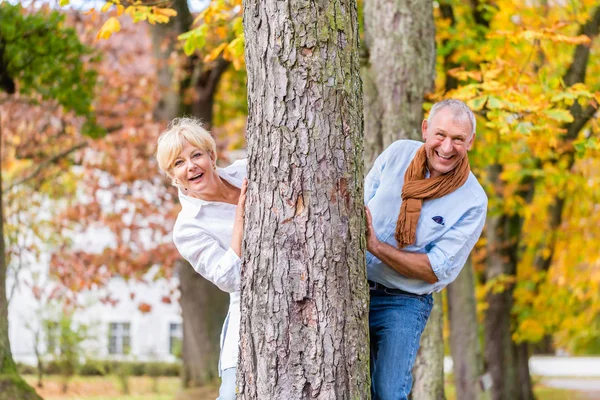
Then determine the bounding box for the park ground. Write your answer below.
[22,375,599,400]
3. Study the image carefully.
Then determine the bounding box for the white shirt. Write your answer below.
[172,159,247,372]
[365,140,488,294]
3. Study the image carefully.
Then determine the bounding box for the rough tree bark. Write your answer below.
[238,1,369,398]
[362,0,436,167]
[149,0,231,386]
[0,114,42,400]
[412,292,445,400]
[447,258,484,400]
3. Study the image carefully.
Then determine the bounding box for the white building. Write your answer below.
[8,261,183,365]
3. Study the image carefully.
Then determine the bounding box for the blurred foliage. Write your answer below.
[0,2,101,136]
[431,0,600,354]
[42,0,599,357]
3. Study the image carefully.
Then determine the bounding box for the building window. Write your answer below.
[169,323,182,356]
[45,321,60,354]
[108,322,131,355]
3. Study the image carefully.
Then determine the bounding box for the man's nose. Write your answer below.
[441,138,453,152]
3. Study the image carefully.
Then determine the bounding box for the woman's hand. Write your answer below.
[231,178,247,257]
[235,178,247,225]
[365,206,380,254]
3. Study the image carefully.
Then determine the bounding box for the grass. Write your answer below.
[22,374,593,400]
[22,375,183,400]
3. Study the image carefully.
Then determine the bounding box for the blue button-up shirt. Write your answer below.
[365,140,487,295]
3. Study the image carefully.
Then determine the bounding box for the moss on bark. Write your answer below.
[0,374,43,400]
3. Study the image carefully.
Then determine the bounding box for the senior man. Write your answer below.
[365,99,488,399]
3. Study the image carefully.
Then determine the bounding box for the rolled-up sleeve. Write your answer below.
[427,204,487,282]
[174,222,241,293]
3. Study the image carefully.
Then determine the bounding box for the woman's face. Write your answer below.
[172,140,215,194]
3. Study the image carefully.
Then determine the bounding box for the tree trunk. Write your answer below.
[484,203,519,400]
[149,0,192,122]
[0,114,42,400]
[150,0,231,386]
[362,0,436,167]
[411,292,445,400]
[178,259,229,387]
[363,0,440,395]
[448,258,484,400]
[238,1,369,398]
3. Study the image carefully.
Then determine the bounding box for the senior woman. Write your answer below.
[156,117,247,400]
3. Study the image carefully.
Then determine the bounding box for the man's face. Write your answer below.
[421,108,474,178]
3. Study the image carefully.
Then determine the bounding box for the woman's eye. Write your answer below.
[174,160,183,167]
[193,152,202,158]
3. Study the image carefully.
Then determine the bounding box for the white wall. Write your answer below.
[8,263,182,365]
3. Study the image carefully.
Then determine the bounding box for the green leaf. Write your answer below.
[543,109,574,123]
[469,96,488,111]
[183,39,195,56]
[59,0,70,6]
[515,122,532,136]
[487,96,505,109]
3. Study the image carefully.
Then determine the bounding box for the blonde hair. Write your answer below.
[155,117,217,180]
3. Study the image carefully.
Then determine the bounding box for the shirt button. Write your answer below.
[450,256,455,262]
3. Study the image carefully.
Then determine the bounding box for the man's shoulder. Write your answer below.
[461,172,488,207]
[388,139,423,153]
[383,139,422,162]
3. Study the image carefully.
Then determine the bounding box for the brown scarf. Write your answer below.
[395,145,470,248]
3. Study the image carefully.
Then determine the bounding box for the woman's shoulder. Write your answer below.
[222,158,247,181]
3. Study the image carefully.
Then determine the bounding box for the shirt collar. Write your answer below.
[178,166,241,217]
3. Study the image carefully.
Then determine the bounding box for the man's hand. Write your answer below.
[365,206,380,253]
[365,205,438,284]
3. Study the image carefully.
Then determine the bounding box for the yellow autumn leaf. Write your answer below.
[204,42,228,63]
[97,17,121,40]
[101,1,113,12]
[154,7,178,17]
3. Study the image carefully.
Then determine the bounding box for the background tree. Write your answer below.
[145,0,242,386]
[362,1,443,398]
[0,3,99,399]
[438,1,487,398]
[362,0,436,167]
[237,0,369,398]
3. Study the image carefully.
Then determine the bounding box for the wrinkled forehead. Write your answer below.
[431,107,474,135]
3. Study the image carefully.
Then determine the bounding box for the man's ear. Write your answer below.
[421,119,428,140]
[466,133,476,151]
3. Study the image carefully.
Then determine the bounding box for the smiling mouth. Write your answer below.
[436,151,454,160]
[188,173,204,182]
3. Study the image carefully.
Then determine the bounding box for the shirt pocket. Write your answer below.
[415,216,447,248]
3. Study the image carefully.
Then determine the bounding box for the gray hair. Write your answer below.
[428,99,476,136]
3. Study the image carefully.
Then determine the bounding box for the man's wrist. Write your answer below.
[368,239,381,255]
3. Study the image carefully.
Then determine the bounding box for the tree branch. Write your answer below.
[563,7,600,87]
[2,142,88,194]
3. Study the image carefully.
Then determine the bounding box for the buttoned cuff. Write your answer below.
[427,247,454,282]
